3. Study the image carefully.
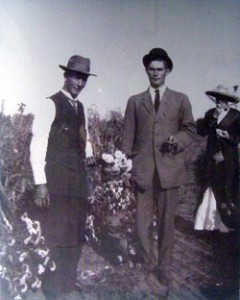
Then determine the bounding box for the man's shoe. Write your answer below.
[143,262,157,273]
[155,270,171,287]
[146,272,170,298]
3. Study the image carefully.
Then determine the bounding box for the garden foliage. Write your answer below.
[0,104,208,297]
[0,110,55,300]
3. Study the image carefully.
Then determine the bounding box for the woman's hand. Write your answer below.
[216,129,230,139]
[213,152,225,163]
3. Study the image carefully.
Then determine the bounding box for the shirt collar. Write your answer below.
[217,107,230,124]
[60,89,79,101]
[149,84,167,102]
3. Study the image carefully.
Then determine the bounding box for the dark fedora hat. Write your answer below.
[142,48,173,71]
[205,85,239,103]
[59,55,97,76]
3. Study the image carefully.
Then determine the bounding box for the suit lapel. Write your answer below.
[140,90,155,116]
[218,109,235,127]
[140,88,174,119]
[156,88,172,120]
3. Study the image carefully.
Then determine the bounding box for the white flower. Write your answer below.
[37,264,45,275]
[117,255,123,263]
[43,256,50,266]
[129,247,136,255]
[49,261,56,271]
[31,277,42,289]
[23,236,32,245]
[102,153,114,164]
[21,213,41,236]
[121,158,132,172]
[7,238,15,246]
[20,283,28,293]
[18,273,29,293]
[35,248,49,258]
[125,159,132,172]
[19,252,28,262]
[114,150,124,160]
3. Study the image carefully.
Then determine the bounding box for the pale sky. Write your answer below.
[0,0,240,119]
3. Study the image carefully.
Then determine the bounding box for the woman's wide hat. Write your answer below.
[205,85,239,103]
[142,48,173,71]
[59,55,97,76]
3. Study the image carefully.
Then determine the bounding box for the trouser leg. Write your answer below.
[136,185,156,266]
[156,187,179,272]
[42,245,82,299]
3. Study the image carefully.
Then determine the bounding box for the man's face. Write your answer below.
[146,60,170,88]
[63,71,89,98]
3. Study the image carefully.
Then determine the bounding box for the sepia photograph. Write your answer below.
[0,1,239,299]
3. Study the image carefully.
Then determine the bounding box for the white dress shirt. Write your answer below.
[217,107,230,124]
[149,84,167,104]
[30,90,92,185]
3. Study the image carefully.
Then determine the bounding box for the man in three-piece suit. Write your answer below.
[30,55,96,300]
[122,48,196,294]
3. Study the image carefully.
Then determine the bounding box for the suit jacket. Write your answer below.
[197,107,240,183]
[122,88,196,189]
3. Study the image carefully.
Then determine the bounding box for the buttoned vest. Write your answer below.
[45,91,86,166]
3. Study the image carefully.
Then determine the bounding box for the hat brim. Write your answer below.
[205,91,239,103]
[59,65,97,76]
[142,54,173,71]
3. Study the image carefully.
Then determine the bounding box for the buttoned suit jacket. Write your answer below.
[122,88,196,190]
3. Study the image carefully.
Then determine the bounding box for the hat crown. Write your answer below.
[67,55,90,73]
[148,48,169,57]
[205,85,240,103]
[59,55,96,76]
[142,47,173,71]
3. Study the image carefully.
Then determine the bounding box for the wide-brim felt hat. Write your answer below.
[205,85,239,103]
[59,55,97,76]
[142,48,173,71]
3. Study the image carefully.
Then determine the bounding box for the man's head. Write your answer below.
[63,70,89,99]
[145,60,170,89]
[143,48,173,88]
[59,55,96,98]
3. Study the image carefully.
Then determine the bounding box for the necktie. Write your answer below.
[154,89,160,112]
[70,99,78,113]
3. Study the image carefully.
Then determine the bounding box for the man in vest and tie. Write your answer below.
[30,55,96,300]
[121,48,196,297]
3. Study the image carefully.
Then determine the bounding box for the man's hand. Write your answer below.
[213,151,225,163]
[160,135,178,155]
[34,184,50,208]
[85,156,98,167]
